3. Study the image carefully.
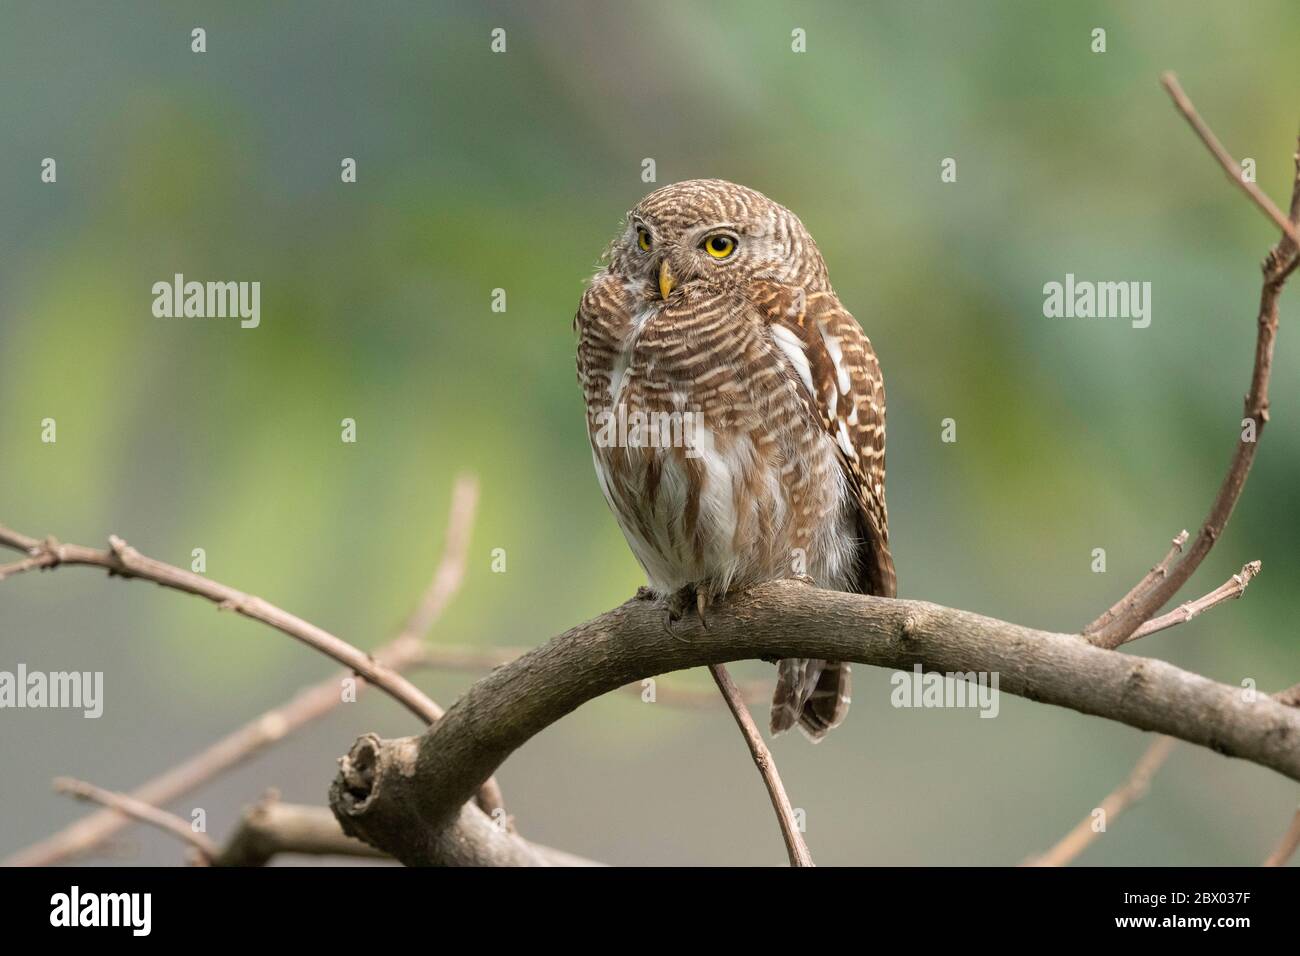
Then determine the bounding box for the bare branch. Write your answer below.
[214,794,391,866]
[1034,683,1300,866]
[1088,81,1300,648]
[707,664,813,866]
[51,781,601,868]
[1277,683,1300,708]
[1263,807,1300,867]
[1161,73,1300,246]
[1121,560,1261,645]
[1025,736,1178,867]
[3,476,492,866]
[53,777,220,864]
[0,528,442,725]
[330,734,586,866]
[1040,564,1264,866]
[1084,531,1187,636]
[331,581,1300,865]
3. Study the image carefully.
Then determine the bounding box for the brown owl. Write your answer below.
[575,179,895,741]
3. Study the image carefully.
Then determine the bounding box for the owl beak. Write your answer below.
[658,259,677,300]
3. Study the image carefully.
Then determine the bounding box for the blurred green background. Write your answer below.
[2,0,1298,866]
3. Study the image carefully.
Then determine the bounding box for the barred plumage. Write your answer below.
[575,179,894,741]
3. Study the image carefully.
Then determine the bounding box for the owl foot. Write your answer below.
[790,573,818,588]
[634,586,658,602]
[661,584,710,641]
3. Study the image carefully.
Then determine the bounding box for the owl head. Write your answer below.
[605,179,830,300]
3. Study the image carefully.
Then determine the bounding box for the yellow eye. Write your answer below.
[703,234,736,259]
[636,227,652,252]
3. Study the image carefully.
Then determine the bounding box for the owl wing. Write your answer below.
[752,281,896,598]
[573,272,636,412]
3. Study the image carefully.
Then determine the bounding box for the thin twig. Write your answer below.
[1088,78,1300,648]
[1262,807,1300,867]
[1033,682,1300,866]
[1121,560,1261,645]
[1025,736,1178,867]
[707,664,814,867]
[1084,531,1188,635]
[53,777,220,864]
[3,476,489,866]
[1162,73,1300,246]
[0,528,442,725]
[1040,559,1266,865]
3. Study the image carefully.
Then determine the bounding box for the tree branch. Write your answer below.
[1161,73,1300,246]
[412,644,769,709]
[1088,79,1300,648]
[214,795,390,866]
[707,664,813,866]
[1084,531,1188,636]
[329,733,597,866]
[1121,560,1261,645]
[1032,681,1299,866]
[1024,736,1178,867]
[0,527,444,726]
[53,778,221,863]
[2,476,498,865]
[330,581,1300,865]
[1263,807,1300,867]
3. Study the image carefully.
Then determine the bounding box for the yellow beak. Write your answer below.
[658,259,677,300]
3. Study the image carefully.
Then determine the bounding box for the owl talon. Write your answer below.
[663,607,691,642]
[660,585,707,641]
[790,573,818,588]
[635,586,657,602]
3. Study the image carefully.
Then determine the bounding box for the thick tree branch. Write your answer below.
[330,581,1300,865]
[214,796,390,866]
[3,476,497,866]
[329,734,599,866]
[413,644,769,708]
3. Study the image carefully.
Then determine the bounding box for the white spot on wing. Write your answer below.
[836,420,855,457]
[771,324,814,395]
[818,324,852,395]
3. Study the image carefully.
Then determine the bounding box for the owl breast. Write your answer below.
[579,276,859,598]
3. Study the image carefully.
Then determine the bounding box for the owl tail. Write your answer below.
[769,658,851,743]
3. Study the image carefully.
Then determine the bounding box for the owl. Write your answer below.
[575,179,895,741]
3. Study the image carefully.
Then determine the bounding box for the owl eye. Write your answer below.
[702,234,737,259]
[636,227,652,252]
